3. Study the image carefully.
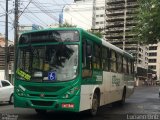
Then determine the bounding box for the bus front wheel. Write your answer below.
[90,93,99,116]
[35,109,47,114]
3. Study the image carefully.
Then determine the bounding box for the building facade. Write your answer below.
[63,0,154,81]
[0,34,14,80]
[148,42,160,80]
[105,0,149,80]
[63,0,93,30]
[63,0,105,34]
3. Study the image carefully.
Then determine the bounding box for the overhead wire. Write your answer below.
[22,14,46,28]
[22,14,42,26]
[18,0,32,18]
[23,7,92,13]
[31,0,59,23]
[0,4,14,22]
[20,3,48,26]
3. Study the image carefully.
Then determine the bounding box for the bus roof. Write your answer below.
[21,27,84,34]
[20,27,133,59]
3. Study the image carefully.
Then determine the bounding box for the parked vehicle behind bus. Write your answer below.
[0,80,14,104]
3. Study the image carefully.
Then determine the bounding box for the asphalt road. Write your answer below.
[0,86,160,120]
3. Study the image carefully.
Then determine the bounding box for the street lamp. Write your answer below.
[59,5,66,27]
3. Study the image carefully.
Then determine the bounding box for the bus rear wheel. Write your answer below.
[35,109,47,114]
[118,89,126,105]
[90,93,99,116]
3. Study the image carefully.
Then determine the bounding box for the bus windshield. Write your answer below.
[16,44,79,82]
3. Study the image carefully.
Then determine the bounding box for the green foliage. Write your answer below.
[87,30,103,38]
[134,0,160,44]
[59,22,77,28]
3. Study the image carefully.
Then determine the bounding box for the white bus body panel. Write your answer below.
[79,71,132,111]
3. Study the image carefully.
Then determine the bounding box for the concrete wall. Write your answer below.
[0,70,5,80]
[63,1,93,30]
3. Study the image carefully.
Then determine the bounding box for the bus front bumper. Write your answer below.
[14,94,80,112]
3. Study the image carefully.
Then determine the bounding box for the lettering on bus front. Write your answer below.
[16,68,31,81]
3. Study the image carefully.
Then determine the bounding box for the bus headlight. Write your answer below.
[16,88,25,96]
[62,86,79,99]
[16,85,27,97]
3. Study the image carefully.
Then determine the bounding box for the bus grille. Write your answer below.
[24,85,63,92]
[29,94,57,98]
[31,100,53,106]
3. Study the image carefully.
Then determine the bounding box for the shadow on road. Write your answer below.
[17,104,125,120]
[0,102,10,106]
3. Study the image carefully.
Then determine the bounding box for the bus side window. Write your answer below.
[123,57,129,74]
[102,47,109,71]
[82,39,92,78]
[110,50,117,72]
[117,54,123,73]
[123,57,127,74]
[131,60,134,74]
[128,59,131,74]
[82,41,86,68]
[93,44,101,69]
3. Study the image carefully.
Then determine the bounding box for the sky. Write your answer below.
[0,0,74,41]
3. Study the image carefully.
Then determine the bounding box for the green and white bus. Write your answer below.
[14,28,134,115]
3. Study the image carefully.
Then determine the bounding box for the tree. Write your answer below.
[134,0,160,44]
[87,30,103,38]
[59,22,77,28]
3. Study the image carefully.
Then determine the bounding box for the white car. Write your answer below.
[0,80,14,104]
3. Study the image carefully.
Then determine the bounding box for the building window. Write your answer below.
[149,52,157,56]
[148,65,156,69]
[100,21,104,24]
[100,14,104,17]
[96,15,100,17]
[148,59,157,63]
[96,22,99,25]
[149,46,157,50]
[96,7,105,10]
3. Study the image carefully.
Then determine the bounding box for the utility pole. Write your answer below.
[14,0,19,80]
[92,0,96,31]
[123,0,127,50]
[5,0,9,80]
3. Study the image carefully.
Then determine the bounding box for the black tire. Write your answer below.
[90,93,99,116]
[35,109,47,114]
[118,89,126,105]
[9,94,14,105]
